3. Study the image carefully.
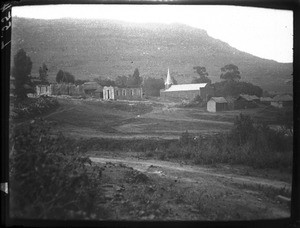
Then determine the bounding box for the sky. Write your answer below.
[12,4,293,63]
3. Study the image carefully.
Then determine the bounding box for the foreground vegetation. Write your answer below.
[11,96,59,120]
[78,113,293,172]
[10,119,104,219]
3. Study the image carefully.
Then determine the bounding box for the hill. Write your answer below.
[11,17,292,93]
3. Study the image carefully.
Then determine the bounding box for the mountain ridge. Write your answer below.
[11,17,292,93]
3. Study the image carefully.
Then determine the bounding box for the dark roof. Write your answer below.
[260,97,273,102]
[94,87,103,92]
[272,94,293,102]
[239,94,260,101]
[83,82,101,90]
[210,97,228,103]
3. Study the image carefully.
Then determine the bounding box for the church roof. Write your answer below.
[164,83,207,92]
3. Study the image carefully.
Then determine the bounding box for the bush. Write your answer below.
[173,114,293,171]
[12,97,59,120]
[10,119,103,219]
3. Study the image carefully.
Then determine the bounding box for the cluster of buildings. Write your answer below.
[35,81,143,100]
[206,94,292,112]
[159,69,293,112]
[34,68,292,112]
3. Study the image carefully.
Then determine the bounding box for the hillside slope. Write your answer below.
[11,17,292,93]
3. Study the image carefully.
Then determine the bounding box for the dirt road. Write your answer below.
[89,154,291,220]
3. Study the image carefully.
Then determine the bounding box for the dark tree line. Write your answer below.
[191,64,262,97]
[56,70,75,84]
[12,49,33,100]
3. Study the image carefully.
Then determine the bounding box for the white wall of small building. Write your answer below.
[207,100,216,112]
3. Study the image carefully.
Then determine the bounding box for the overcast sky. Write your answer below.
[12,4,293,63]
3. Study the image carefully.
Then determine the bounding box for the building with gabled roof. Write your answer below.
[207,97,228,112]
[160,69,214,101]
[234,94,260,109]
[260,97,273,105]
[271,94,293,108]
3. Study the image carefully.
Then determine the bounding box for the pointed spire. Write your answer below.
[165,68,173,89]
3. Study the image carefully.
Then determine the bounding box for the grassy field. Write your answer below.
[43,97,288,140]
[44,97,232,139]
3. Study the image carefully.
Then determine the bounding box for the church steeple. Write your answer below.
[165,68,173,89]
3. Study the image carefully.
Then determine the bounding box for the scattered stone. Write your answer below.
[148,214,155,219]
[277,195,291,205]
[139,210,145,216]
[115,185,125,191]
[190,208,199,213]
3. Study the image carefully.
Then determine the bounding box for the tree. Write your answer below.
[126,68,142,87]
[220,64,241,81]
[143,77,165,96]
[12,49,33,100]
[171,76,178,85]
[38,63,48,84]
[75,79,89,86]
[93,76,115,86]
[213,80,263,97]
[56,70,75,84]
[115,76,128,87]
[133,68,140,79]
[192,66,211,84]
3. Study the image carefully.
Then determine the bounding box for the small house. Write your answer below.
[260,97,273,105]
[207,97,228,112]
[234,94,259,109]
[82,82,102,96]
[271,94,293,108]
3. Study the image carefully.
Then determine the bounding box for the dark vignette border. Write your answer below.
[1,0,299,227]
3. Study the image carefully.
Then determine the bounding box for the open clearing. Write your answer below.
[43,97,291,220]
[44,97,242,139]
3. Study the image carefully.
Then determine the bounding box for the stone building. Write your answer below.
[103,86,143,100]
[36,84,52,96]
[36,83,85,96]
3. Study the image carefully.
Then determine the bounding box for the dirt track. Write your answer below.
[89,154,291,220]
[90,157,291,192]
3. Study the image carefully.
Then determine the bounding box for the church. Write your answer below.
[160,68,214,101]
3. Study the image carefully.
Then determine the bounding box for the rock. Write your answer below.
[139,210,145,216]
[277,195,291,205]
[115,185,125,191]
[148,214,155,219]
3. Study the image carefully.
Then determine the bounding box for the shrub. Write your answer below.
[12,97,59,120]
[231,113,255,145]
[10,119,103,219]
